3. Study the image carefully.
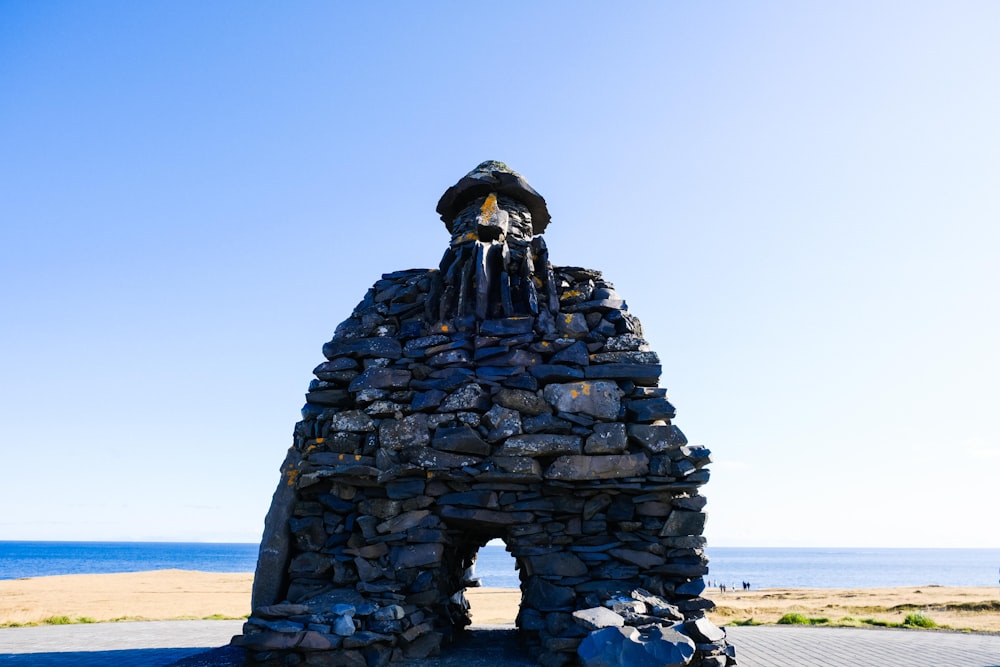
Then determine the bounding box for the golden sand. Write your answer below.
[705,586,1000,633]
[1,570,997,633]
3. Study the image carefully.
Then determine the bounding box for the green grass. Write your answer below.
[777,613,829,625]
[859,613,940,629]
[903,613,937,628]
[724,610,954,631]
[42,616,73,625]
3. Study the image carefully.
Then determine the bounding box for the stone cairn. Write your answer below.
[233,161,737,667]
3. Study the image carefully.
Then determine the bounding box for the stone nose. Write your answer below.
[476,193,510,242]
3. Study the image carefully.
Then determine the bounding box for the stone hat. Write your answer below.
[436,160,551,235]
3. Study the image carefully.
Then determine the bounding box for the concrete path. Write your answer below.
[1,620,999,666]
[0,620,243,666]
[725,625,1000,667]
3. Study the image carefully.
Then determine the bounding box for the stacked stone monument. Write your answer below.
[233,162,737,667]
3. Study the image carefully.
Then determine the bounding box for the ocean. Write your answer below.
[2,542,998,590]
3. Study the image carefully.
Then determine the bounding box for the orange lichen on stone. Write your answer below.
[452,231,478,246]
[479,192,499,219]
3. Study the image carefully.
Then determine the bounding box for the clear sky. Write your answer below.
[2,2,997,548]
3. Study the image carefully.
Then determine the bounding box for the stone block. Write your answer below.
[431,425,490,455]
[572,606,626,630]
[530,364,586,382]
[551,340,590,365]
[378,414,429,450]
[545,454,649,480]
[523,577,576,610]
[524,551,588,577]
[403,447,483,469]
[376,509,430,535]
[495,388,552,415]
[577,626,638,667]
[585,363,661,383]
[349,368,412,392]
[684,617,726,642]
[620,625,695,667]
[608,548,665,568]
[627,424,685,454]
[585,423,627,454]
[543,381,623,419]
[438,506,533,527]
[328,410,376,433]
[498,434,582,457]
[323,337,402,361]
[306,389,352,407]
[483,404,523,441]
[480,316,534,335]
[440,383,491,411]
[555,312,590,338]
[391,543,444,569]
[626,397,676,421]
[661,510,707,536]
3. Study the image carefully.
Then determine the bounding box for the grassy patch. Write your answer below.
[946,600,1000,612]
[42,616,73,625]
[728,618,763,626]
[903,613,936,628]
[777,613,829,625]
[859,614,941,630]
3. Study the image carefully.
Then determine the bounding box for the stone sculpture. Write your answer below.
[232,161,737,667]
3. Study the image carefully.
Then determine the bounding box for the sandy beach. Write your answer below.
[705,585,1000,633]
[1,570,997,634]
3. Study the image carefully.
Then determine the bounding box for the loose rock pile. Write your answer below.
[232,162,736,666]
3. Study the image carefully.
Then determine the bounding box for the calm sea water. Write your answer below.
[0,541,259,580]
[2,542,998,590]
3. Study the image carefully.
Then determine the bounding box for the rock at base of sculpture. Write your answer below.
[231,162,737,667]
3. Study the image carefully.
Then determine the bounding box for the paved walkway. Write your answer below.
[0,620,243,666]
[725,625,1000,667]
[1,621,999,666]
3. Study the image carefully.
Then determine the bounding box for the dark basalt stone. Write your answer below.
[432,426,491,456]
[530,363,587,382]
[323,337,402,361]
[585,363,662,382]
[239,163,730,667]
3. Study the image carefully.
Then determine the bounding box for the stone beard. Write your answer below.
[430,193,559,323]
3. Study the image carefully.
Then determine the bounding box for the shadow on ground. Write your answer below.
[0,647,209,666]
[168,626,536,667]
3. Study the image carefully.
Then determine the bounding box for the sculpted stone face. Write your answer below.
[447,193,532,245]
[234,162,731,667]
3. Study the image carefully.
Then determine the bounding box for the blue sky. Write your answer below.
[1,2,997,548]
